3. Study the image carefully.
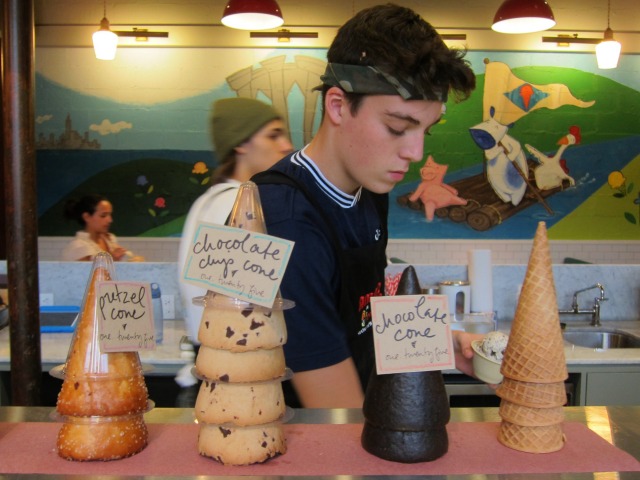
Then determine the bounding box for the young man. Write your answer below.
[254,4,477,408]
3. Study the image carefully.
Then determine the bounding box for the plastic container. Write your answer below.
[58,252,145,378]
[438,280,470,321]
[192,290,295,311]
[150,283,163,344]
[451,311,497,334]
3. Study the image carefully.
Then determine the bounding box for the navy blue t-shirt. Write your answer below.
[256,149,387,375]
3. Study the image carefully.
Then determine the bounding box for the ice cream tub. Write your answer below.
[472,340,503,384]
[471,331,509,384]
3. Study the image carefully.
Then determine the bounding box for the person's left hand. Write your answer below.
[452,330,484,377]
[111,246,128,261]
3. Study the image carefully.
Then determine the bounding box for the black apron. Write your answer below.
[253,171,388,405]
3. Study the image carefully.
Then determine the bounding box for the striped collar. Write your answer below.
[290,147,362,208]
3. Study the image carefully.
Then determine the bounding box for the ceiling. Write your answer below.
[28,0,639,53]
[34,0,639,32]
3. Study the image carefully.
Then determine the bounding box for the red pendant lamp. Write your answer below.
[221,0,284,30]
[492,0,556,34]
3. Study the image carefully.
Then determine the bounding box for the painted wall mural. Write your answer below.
[35,48,640,241]
[397,60,597,232]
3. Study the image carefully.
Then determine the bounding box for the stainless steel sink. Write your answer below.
[562,328,640,349]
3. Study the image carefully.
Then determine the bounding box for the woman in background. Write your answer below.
[174,98,292,400]
[61,194,143,262]
[177,97,293,345]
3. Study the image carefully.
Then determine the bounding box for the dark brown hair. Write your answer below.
[63,194,108,226]
[324,3,476,113]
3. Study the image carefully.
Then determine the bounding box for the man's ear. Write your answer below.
[325,86,347,126]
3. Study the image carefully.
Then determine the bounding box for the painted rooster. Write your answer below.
[525,126,581,191]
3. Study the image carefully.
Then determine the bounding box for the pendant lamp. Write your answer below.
[221,0,284,31]
[92,1,118,60]
[492,0,556,34]
[595,0,621,69]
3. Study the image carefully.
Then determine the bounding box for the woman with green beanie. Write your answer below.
[177,97,293,353]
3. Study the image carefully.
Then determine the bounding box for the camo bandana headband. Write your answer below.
[317,63,448,103]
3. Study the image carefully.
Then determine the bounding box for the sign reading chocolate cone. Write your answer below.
[500,222,568,383]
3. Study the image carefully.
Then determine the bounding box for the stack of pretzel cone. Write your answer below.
[496,222,568,453]
[55,252,150,461]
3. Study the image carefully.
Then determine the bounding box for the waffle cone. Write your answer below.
[496,377,566,408]
[500,222,568,383]
[499,399,564,427]
[498,420,565,453]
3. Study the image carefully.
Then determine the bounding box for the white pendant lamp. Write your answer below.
[92,1,118,60]
[595,0,621,69]
[492,0,556,34]
[221,0,284,30]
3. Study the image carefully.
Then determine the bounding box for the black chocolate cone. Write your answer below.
[361,422,448,463]
[396,265,421,295]
[362,370,450,430]
[361,265,450,463]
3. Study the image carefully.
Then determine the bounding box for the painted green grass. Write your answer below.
[549,153,640,240]
[39,157,211,237]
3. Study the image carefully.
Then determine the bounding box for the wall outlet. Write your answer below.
[40,293,54,306]
[161,294,175,320]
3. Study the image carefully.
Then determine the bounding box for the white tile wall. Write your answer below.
[387,239,640,265]
[39,236,640,265]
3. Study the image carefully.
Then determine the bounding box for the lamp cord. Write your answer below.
[606,0,611,28]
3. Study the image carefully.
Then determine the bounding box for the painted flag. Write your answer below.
[483,61,595,125]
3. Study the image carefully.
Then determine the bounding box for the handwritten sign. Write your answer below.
[97,281,156,352]
[181,222,294,308]
[370,294,454,375]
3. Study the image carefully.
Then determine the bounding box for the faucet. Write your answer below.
[558,283,608,327]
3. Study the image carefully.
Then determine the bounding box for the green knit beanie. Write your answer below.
[211,98,281,162]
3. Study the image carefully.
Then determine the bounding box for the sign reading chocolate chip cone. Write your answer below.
[182,222,294,308]
[97,281,156,351]
[370,294,455,374]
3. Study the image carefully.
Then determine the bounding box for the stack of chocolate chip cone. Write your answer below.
[194,181,288,465]
[496,222,568,453]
